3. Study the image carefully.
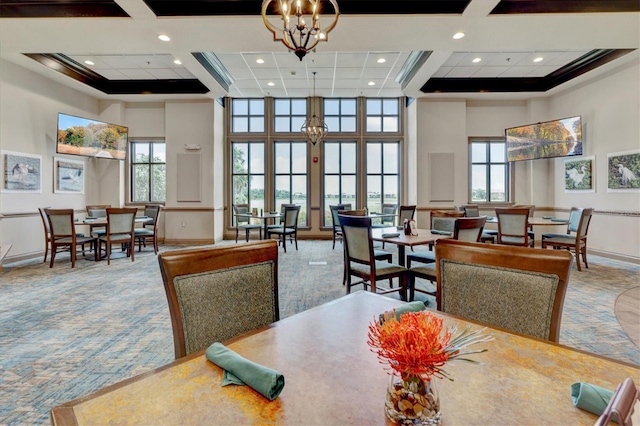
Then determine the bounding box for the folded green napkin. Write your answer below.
[379,301,426,324]
[430,230,452,235]
[551,218,567,222]
[571,382,615,417]
[206,342,285,401]
[381,232,400,238]
[542,216,553,219]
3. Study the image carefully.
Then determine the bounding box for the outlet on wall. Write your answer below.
[181,221,186,227]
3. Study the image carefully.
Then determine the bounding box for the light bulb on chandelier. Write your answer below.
[302,71,328,146]
[262,0,340,61]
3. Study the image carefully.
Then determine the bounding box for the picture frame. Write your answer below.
[607,150,640,192]
[1,150,42,193]
[564,156,595,193]
[54,157,85,194]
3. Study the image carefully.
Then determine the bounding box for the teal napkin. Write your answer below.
[379,301,426,324]
[542,216,553,219]
[571,382,615,418]
[206,342,285,401]
[430,230,452,235]
[381,232,400,238]
[551,218,567,222]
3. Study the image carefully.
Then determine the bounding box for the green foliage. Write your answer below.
[608,153,640,189]
[564,159,592,191]
[133,154,166,202]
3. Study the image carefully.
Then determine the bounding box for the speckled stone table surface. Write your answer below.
[51,291,639,425]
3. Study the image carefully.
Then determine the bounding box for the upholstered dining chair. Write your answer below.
[372,203,398,229]
[338,214,407,300]
[405,209,464,268]
[158,240,279,359]
[267,205,300,252]
[39,207,89,263]
[85,204,110,237]
[267,203,296,234]
[542,207,594,271]
[398,205,416,225]
[98,207,137,265]
[330,203,351,249]
[44,208,97,268]
[435,239,573,342]
[495,207,534,247]
[135,204,161,254]
[462,204,495,243]
[233,204,262,243]
[408,216,487,301]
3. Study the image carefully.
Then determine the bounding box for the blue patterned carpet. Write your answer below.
[1,240,638,425]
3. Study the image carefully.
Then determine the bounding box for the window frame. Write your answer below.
[322,140,358,227]
[365,140,400,213]
[129,138,166,204]
[324,98,357,133]
[230,98,266,133]
[468,137,510,203]
[365,98,401,134]
[231,141,266,224]
[273,98,307,134]
[274,140,309,226]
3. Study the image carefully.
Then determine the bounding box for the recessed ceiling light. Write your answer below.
[377,58,386,64]
[256,58,265,64]
[158,34,170,42]
[453,32,465,40]
[84,60,94,66]
[173,59,182,65]
[268,82,275,87]
[368,81,375,86]
[472,57,482,63]
[533,57,544,63]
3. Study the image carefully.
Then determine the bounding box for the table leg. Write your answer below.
[398,246,406,267]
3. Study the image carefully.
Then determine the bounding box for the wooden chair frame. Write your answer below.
[542,207,593,271]
[233,203,262,242]
[158,240,279,359]
[329,203,351,249]
[435,239,572,342]
[135,204,161,254]
[45,208,97,268]
[495,207,533,247]
[98,207,137,265]
[267,205,301,252]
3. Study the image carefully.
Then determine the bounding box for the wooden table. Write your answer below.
[235,212,282,240]
[50,291,639,425]
[371,227,450,266]
[486,216,569,226]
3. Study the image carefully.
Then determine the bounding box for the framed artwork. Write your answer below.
[564,156,595,193]
[607,150,640,192]
[1,150,42,193]
[54,157,85,194]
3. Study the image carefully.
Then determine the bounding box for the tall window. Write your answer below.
[130,139,166,202]
[274,141,307,225]
[366,99,399,132]
[470,139,509,202]
[274,99,306,132]
[366,141,399,212]
[324,98,357,132]
[232,142,265,221]
[231,99,265,133]
[323,141,357,225]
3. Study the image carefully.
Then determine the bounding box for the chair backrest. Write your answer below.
[461,204,480,218]
[595,377,639,426]
[435,239,572,342]
[567,207,594,239]
[158,240,279,359]
[233,203,250,225]
[339,214,373,264]
[39,207,52,234]
[338,209,367,217]
[86,204,110,218]
[399,205,416,223]
[330,204,349,228]
[495,207,530,246]
[283,205,301,227]
[453,217,486,242]
[144,204,162,229]
[380,203,398,225]
[106,208,137,235]
[45,208,75,238]
[430,210,464,233]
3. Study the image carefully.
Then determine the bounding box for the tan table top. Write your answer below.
[371,227,450,248]
[50,291,639,425]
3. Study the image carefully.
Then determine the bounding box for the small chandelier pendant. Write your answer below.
[302,71,328,146]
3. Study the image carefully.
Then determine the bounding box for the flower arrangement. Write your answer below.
[368,310,492,425]
[368,310,492,382]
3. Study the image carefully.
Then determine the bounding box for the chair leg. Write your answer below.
[332,231,336,249]
[581,246,589,269]
[71,245,76,268]
[294,231,298,250]
[409,274,415,301]
[49,246,56,268]
[282,233,287,253]
[235,227,239,243]
[245,228,250,243]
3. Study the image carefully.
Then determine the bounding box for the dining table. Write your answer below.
[235,212,283,240]
[75,216,150,260]
[371,227,451,266]
[485,216,569,227]
[50,291,640,425]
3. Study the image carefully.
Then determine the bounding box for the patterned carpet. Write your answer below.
[1,240,639,425]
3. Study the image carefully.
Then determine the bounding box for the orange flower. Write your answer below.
[368,310,491,381]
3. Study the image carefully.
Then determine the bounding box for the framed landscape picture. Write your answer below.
[1,150,42,193]
[564,156,594,193]
[607,150,640,192]
[54,157,85,194]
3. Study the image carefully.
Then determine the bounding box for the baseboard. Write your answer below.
[588,248,640,265]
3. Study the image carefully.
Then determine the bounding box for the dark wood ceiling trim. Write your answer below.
[25,54,209,95]
[142,0,471,17]
[420,49,635,94]
[490,0,640,14]
[0,1,129,18]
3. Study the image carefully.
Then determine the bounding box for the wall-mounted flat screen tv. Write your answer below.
[506,115,582,162]
[57,113,128,160]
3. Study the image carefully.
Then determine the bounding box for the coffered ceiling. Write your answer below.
[0,0,638,102]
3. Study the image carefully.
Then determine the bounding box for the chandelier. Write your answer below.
[261,0,340,61]
[302,72,328,146]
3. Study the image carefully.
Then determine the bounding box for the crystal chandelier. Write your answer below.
[302,72,328,146]
[261,0,340,61]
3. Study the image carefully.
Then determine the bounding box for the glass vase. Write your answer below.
[385,373,441,425]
